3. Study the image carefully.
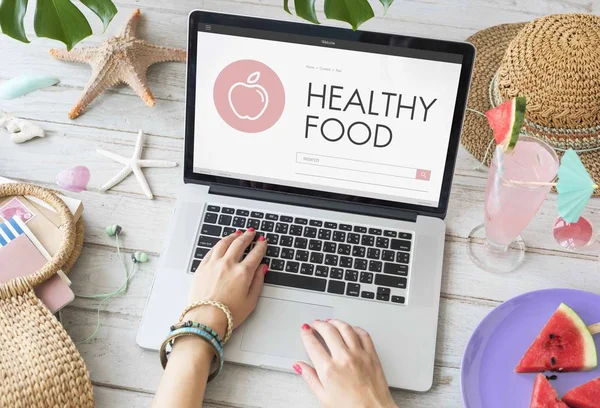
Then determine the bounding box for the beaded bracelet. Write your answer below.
[170,321,223,348]
[160,327,224,382]
[179,300,233,344]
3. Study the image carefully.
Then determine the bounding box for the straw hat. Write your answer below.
[462,14,600,195]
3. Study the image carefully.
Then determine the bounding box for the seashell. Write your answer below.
[0,74,59,99]
[0,110,45,143]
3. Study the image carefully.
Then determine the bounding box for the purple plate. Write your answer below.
[461,289,600,407]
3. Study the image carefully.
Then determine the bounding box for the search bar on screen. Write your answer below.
[296,153,431,181]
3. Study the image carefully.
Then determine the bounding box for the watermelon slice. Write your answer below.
[530,374,570,408]
[562,377,600,408]
[516,303,597,373]
[485,96,526,152]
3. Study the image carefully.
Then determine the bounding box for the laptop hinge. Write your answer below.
[208,184,419,223]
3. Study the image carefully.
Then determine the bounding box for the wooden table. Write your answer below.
[1,1,598,406]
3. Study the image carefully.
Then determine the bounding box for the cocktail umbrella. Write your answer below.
[557,149,598,223]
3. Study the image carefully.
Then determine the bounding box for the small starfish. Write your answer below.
[50,8,186,119]
[97,130,177,199]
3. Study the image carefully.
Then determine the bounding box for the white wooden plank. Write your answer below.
[116,0,598,37]
[0,84,184,137]
[0,5,188,101]
[93,385,232,407]
[2,0,595,118]
[2,119,598,260]
[65,248,489,369]
[66,242,584,371]
[62,305,464,407]
[3,3,598,407]
[0,40,187,103]
[0,120,182,199]
[61,241,595,406]
[67,243,486,368]
[442,239,600,305]
[92,366,465,408]
[401,0,597,15]
[67,237,599,351]
[67,244,157,317]
[93,387,155,408]
[391,365,463,408]
[3,119,597,258]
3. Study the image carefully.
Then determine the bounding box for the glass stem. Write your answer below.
[485,238,510,253]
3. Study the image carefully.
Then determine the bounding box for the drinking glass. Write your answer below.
[467,136,559,273]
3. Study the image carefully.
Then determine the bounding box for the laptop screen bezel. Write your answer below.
[184,10,475,218]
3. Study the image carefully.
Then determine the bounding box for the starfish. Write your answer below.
[97,130,177,199]
[50,8,186,119]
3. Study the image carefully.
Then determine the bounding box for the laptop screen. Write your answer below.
[191,22,465,209]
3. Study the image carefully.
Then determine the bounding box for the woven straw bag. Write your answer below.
[0,183,93,407]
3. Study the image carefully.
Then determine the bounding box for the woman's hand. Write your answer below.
[183,228,267,338]
[294,320,398,408]
[154,229,267,408]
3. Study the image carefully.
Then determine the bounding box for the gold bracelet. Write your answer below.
[179,300,233,344]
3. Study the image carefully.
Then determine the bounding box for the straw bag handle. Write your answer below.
[0,183,75,298]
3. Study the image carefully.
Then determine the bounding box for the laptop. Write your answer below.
[137,10,475,392]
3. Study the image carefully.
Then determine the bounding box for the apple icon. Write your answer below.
[228,71,269,121]
[214,60,285,133]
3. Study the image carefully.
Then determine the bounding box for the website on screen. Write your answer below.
[193,27,462,207]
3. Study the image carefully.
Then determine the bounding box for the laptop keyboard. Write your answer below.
[189,204,413,305]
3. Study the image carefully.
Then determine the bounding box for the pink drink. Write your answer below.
[484,137,559,246]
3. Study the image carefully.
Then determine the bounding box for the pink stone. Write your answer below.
[56,166,90,193]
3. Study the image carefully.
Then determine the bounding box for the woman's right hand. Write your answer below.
[182,228,267,339]
[294,320,398,408]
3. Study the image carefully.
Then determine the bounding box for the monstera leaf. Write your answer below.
[285,0,395,30]
[0,0,117,49]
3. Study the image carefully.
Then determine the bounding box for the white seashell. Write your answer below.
[0,110,45,143]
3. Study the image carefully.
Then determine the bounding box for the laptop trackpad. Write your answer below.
[241,297,333,360]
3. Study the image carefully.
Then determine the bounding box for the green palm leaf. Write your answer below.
[285,0,394,30]
[0,0,117,49]
[34,0,92,50]
[379,0,393,11]
[324,0,374,30]
[0,0,30,43]
[286,0,320,25]
[80,0,117,31]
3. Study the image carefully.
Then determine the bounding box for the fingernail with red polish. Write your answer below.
[235,229,242,235]
[258,235,265,242]
[301,323,310,331]
[248,227,255,232]
[262,265,268,275]
[292,363,302,375]
[325,318,332,322]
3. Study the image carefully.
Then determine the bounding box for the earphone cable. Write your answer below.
[73,233,140,345]
[74,235,131,299]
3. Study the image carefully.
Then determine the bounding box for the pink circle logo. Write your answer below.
[214,60,285,133]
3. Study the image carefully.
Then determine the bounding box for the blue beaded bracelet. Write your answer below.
[170,321,223,348]
[160,327,225,381]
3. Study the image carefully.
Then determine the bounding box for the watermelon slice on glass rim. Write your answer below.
[516,303,598,373]
[485,96,526,152]
[562,377,600,408]
[529,374,569,408]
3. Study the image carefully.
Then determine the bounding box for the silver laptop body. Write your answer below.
[137,10,475,392]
